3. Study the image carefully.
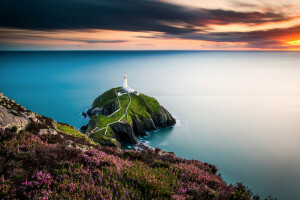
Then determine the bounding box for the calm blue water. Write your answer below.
[1,51,300,199]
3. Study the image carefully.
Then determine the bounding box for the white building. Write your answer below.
[122,74,135,93]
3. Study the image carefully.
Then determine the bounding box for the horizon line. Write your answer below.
[1,49,300,52]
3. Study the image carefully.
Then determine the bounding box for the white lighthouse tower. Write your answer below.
[123,74,128,88]
[122,74,135,93]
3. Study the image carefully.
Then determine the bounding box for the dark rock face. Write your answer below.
[150,106,176,128]
[132,116,152,137]
[87,101,118,117]
[81,112,87,118]
[110,122,138,144]
[80,124,88,133]
[160,106,176,127]
[107,106,175,146]
[132,106,176,136]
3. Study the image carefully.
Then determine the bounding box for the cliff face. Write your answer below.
[0,92,56,132]
[85,88,176,147]
[0,92,97,151]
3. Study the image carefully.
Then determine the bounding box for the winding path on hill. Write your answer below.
[90,89,131,136]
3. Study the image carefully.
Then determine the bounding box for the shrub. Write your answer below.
[151,160,170,168]
[0,175,16,199]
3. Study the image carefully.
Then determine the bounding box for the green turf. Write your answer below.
[57,123,96,145]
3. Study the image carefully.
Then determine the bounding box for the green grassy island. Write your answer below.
[85,87,176,148]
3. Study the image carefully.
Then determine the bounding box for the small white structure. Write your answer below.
[122,74,135,93]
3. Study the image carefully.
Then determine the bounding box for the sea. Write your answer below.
[0,51,300,199]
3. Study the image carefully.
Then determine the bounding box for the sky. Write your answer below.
[0,0,300,50]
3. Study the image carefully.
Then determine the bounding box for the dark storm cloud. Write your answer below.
[0,0,292,34]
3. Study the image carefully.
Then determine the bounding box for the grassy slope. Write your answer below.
[57,123,97,145]
[92,87,121,108]
[89,88,162,144]
[127,93,161,123]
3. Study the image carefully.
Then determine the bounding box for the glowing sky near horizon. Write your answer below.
[0,0,300,50]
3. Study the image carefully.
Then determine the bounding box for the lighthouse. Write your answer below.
[123,74,128,88]
[122,74,135,93]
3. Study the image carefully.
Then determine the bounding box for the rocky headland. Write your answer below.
[83,87,176,148]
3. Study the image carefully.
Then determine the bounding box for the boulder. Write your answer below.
[81,112,87,118]
[0,106,29,131]
[134,141,154,151]
[80,124,88,133]
[38,128,57,136]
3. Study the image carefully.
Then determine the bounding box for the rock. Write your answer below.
[67,140,73,148]
[87,101,118,117]
[80,124,88,133]
[110,122,138,144]
[0,106,30,131]
[87,107,102,117]
[81,112,87,118]
[8,109,18,116]
[160,106,176,127]
[130,106,175,138]
[86,108,93,117]
[38,128,57,136]
[134,141,154,151]
[38,129,49,135]
[49,129,57,135]
[67,140,73,145]
[18,106,26,112]
[132,115,148,136]
[150,106,176,128]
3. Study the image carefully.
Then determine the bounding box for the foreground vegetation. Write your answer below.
[0,127,263,200]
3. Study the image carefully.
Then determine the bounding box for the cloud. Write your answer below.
[0,0,293,35]
[0,0,299,49]
[177,25,300,49]
[63,39,128,43]
[0,29,128,44]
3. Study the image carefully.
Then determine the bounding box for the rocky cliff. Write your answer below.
[84,87,176,147]
[0,92,56,131]
[0,92,97,151]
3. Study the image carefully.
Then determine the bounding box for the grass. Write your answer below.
[127,93,161,122]
[56,123,97,145]
[91,129,118,147]
[92,87,121,108]
[90,90,131,144]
